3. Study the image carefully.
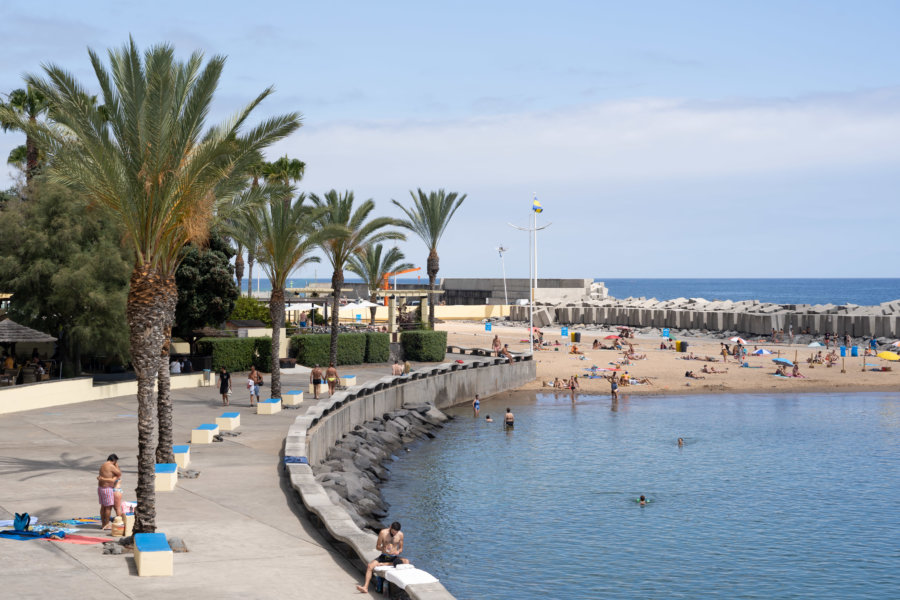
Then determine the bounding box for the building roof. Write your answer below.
[0,318,57,343]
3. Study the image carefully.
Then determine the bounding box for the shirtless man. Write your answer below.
[325,363,339,396]
[500,344,513,364]
[491,334,502,353]
[97,454,122,529]
[310,364,323,399]
[356,522,409,593]
[391,360,403,376]
[504,408,515,429]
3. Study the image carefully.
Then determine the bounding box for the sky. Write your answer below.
[2,1,899,279]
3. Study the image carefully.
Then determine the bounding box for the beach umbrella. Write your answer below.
[772,358,793,366]
[808,341,823,347]
[876,351,899,361]
[752,348,773,355]
[729,336,747,344]
[604,335,620,340]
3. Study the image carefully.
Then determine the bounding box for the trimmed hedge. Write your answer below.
[400,330,447,362]
[196,336,272,372]
[290,333,369,366]
[364,332,390,363]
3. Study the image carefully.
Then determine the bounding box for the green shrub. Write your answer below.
[196,337,256,372]
[290,333,368,366]
[253,337,273,372]
[364,332,390,363]
[229,296,272,327]
[400,330,447,362]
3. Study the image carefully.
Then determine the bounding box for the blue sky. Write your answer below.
[2,1,899,279]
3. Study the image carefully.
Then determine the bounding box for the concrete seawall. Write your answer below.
[513,298,900,337]
[283,356,535,600]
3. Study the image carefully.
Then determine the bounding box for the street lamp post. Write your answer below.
[509,197,550,354]
[497,245,509,306]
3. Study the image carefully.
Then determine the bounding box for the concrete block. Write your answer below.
[154,463,177,492]
[134,533,173,577]
[258,398,282,415]
[172,444,190,469]
[191,423,218,444]
[216,411,240,431]
[283,390,304,406]
[339,375,356,387]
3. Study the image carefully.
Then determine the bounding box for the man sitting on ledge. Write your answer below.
[357,521,409,593]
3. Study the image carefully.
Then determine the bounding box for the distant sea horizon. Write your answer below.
[239,277,900,307]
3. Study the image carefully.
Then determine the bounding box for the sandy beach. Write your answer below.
[438,321,899,397]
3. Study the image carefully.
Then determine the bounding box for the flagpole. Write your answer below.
[508,197,550,356]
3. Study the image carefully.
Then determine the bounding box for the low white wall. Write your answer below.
[0,372,207,415]
[284,356,535,600]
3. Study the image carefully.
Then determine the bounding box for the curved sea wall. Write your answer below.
[515,298,900,337]
[283,356,535,600]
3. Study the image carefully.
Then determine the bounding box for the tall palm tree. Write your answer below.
[309,190,404,366]
[243,192,321,398]
[241,157,267,296]
[0,86,50,185]
[391,189,466,327]
[10,39,301,533]
[347,244,413,325]
[262,155,305,187]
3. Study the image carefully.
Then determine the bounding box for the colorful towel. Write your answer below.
[49,534,109,545]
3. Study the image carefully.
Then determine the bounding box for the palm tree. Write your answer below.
[309,190,404,366]
[243,192,321,398]
[0,86,50,185]
[10,39,301,533]
[262,155,305,187]
[347,244,413,325]
[391,189,466,327]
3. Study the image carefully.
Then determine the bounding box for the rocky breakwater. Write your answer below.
[313,402,450,532]
[513,297,900,338]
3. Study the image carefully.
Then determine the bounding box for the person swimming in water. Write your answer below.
[485,415,493,422]
[639,495,647,506]
[677,437,684,447]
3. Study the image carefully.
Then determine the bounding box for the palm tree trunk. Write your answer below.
[329,270,343,366]
[155,279,177,465]
[126,264,169,534]
[246,249,255,297]
[427,249,439,328]
[269,288,284,399]
[25,135,38,186]
[235,243,244,292]
[369,292,378,326]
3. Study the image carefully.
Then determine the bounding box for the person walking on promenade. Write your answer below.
[325,363,339,396]
[97,454,121,530]
[356,522,409,593]
[248,365,262,406]
[310,364,323,399]
[473,394,480,417]
[218,366,232,406]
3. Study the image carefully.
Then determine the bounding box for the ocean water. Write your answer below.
[381,391,900,600]
[245,277,900,306]
[600,278,900,306]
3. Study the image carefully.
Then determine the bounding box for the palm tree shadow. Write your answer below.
[0,452,112,481]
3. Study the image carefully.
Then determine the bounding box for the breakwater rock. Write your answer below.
[312,403,450,532]
[512,297,900,338]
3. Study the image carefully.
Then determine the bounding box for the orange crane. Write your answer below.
[382,267,421,305]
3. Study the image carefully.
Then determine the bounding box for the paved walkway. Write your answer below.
[0,365,401,599]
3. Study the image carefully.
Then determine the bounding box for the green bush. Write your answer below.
[253,337,273,372]
[197,337,256,372]
[400,330,447,362]
[364,332,390,363]
[229,296,272,327]
[290,333,368,366]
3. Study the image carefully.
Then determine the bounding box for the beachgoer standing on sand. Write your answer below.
[97,454,122,530]
[310,364,323,399]
[473,394,480,417]
[356,522,409,593]
[218,366,232,406]
[326,363,339,395]
[504,408,515,429]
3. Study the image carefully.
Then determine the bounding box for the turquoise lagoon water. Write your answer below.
[381,392,900,599]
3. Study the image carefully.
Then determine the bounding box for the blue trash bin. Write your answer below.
[851,346,858,357]
[839,346,846,357]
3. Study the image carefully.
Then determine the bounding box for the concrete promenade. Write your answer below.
[0,365,424,599]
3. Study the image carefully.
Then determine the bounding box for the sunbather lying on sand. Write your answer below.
[685,371,705,379]
[626,352,647,360]
[701,364,727,374]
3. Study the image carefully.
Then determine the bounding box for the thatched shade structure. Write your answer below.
[0,319,57,343]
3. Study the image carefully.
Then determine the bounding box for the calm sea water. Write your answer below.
[381,392,900,600]
[601,278,900,306]
[246,277,900,306]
